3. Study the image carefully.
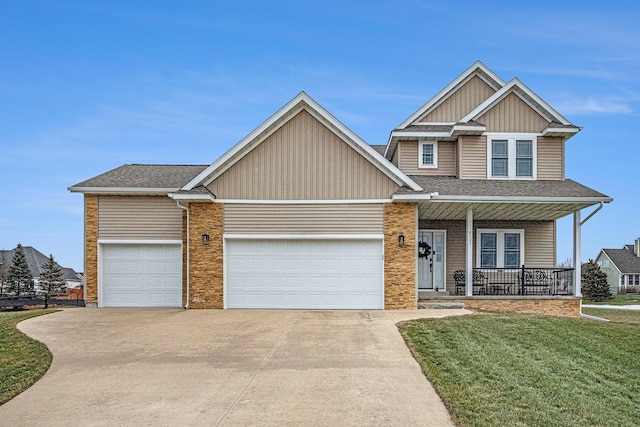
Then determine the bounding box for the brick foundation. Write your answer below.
[188,202,224,309]
[444,297,581,317]
[84,195,98,306]
[384,202,417,309]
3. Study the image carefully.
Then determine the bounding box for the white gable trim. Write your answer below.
[461,78,573,126]
[183,92,422,192]
[393,61,505,132]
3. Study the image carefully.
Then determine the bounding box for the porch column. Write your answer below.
[573,210,582,297]
[466,207,473,296]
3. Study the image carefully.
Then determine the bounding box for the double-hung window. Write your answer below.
[477,229,524,269]
[487,134,536,179]
[419,140,438,168]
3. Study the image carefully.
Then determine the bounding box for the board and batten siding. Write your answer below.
[458,135,487,179]
[208,110,399,200]
[98,196,183,240]
[477,93,549,133]
[224,203,383,234]
[398,141,457,176]
[537,137,564,180]
[418,75,497,123]
[419,220,555,293]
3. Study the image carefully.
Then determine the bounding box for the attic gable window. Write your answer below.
[419,140,438,168]
[487,134,537,179]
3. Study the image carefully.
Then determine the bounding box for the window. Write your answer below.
[602,259,609,268]
[419,140,438,168]
[477,229,524,268]
[487,134,536,179]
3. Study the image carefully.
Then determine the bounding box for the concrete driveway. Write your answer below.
[1,308,468,426]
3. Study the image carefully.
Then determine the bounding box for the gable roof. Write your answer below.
[394,61,505,130]
[69,164,209,194]
[184,92,422,192]
[601,245,640,274]
[0,246,80,282]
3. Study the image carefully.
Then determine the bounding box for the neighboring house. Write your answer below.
[0,246,82,293]
[596,239,640,294]
[69,61,612,314]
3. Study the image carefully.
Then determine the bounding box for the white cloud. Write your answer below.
[555,97,632,115]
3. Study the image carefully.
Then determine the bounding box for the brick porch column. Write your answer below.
[384,202,417,309]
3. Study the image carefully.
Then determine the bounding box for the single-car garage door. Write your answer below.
[226,239,383,309]
[101,244,182,307]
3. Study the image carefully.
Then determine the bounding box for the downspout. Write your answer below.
[176,201,190,309]
[578,202,606,320]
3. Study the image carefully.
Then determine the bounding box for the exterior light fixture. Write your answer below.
[201,234,210,246]
[398,233,405,247]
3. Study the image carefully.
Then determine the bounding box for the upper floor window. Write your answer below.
[487,134,536,179]
[419,140,438,168]
[477,229,524,269]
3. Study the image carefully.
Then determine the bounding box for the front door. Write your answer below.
[418,230,446,291]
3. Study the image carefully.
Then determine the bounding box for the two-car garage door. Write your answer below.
[225,239,383,309]
[100,244,182,307]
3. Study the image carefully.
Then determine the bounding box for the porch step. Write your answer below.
[418,302,465,310]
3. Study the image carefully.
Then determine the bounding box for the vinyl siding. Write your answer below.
[458,135,487,179]
[98,196,183,240]
[477,93,549,133]
[419,219,555,293]
[596,252,621,295]
[419,75,496,123]
[537,137,564,180]
[398,141,457,176]
[208,110,399,200]
[224,203,384,234]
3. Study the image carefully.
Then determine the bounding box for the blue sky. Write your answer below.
[1,1,639,271]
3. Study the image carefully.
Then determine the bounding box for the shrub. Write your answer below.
[582,259,612,302]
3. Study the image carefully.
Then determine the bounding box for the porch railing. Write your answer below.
[454,266,575,296]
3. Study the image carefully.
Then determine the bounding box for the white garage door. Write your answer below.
[101,244,182,307]
[226,239,383,309]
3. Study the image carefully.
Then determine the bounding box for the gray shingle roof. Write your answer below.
[0,247,80,282]
[395,176,610,199]
[392,124,454,133]
[602,246,640,274]
[70,164,209,190]
[370,145,386,155]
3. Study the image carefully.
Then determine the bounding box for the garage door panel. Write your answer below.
[226,239,383,309]
[101,244,182,308]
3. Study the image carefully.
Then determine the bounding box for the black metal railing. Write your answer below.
[454,266,575,296]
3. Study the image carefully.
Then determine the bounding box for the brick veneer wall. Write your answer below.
[448,297,580,317]
[384,202,417,309]
[84,195,98,306]
[188,202,224,309]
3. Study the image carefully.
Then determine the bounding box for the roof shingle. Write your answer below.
[70,164,209,189]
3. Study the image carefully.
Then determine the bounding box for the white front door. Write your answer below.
[418,230,446,291]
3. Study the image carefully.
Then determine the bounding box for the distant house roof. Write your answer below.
[68,164,209,194]
[0,246,80,282]
[602,245,640,274]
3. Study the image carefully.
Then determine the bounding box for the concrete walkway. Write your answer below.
[582,304,640,311]
[1,308,469,426]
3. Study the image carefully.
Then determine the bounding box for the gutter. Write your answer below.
[577,202,606,320]
[175,201,190,310]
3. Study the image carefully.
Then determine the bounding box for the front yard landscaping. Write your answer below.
[0,310,55,405]
[400,313,640,427]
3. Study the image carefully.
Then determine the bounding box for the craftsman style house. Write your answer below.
[69,62,611,315]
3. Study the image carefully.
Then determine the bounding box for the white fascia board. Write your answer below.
[395,61,506,130]
[168,193,216,202]
[461,78,573,126]
[224,233,384,240]
[390,130,452,138]
[542,126,581,136]
[451,124,486,133]
[216,199,392,204]
[98,239,182,244]
[183,91,422,192]
[392,193,438,201]
[67,187,179,194]
[417,194,613,204]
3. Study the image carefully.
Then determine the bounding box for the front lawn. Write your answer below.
[585,294,640,306]
[0,310,55,405]
[400,313,640,427]
[582,307,640,325]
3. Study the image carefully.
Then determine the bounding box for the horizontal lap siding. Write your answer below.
[398,141,456,175]
[419,219,555,293]
[458,135,486,179]
[208,110,399,200]
[537,137,564,180]
[419,75,496,123]
[224,204,384,234]
[98,196,183,240]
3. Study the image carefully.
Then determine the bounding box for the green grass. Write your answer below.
[582,308,640,325]
[585,294,640,306]
[399,313,640,427]
[0,310,55,405]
